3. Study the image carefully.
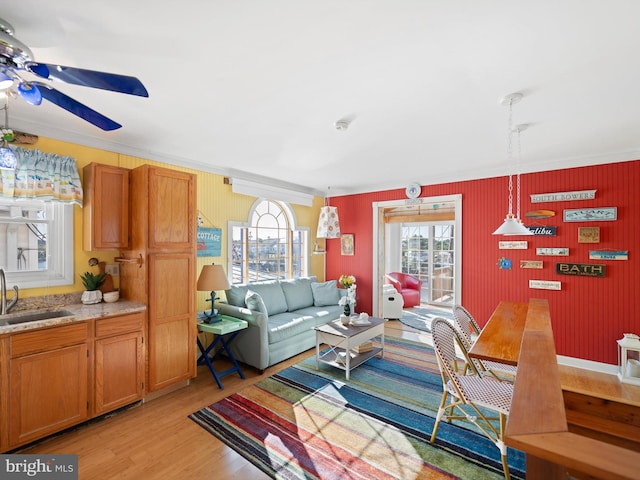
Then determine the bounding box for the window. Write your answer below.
[0,199,74,288]
[229,200,308,284]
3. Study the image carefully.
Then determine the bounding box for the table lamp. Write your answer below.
[197,264,231,323]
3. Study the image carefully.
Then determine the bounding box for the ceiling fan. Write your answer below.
[0,17,148,131]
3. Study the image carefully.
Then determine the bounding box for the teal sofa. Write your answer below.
[218,276,346,371]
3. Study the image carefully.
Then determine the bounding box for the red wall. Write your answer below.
[326,160,640,365]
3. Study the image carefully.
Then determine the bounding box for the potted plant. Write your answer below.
[80,271,107,304]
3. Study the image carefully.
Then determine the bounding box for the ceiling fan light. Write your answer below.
[18,82,42,105]
[0,72,12,90]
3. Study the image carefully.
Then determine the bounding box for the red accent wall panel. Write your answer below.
[326,160,640,365]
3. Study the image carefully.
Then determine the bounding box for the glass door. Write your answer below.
[401,222,455,306]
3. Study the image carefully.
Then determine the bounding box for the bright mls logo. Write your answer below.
[0,455,78,479]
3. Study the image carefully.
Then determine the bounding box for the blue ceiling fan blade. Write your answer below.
[25,62,149,97]
[38,85,122,131]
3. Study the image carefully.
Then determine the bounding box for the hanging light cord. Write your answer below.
[516,127,522,220]
[506,98,514,216]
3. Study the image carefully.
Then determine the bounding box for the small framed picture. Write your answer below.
[341,234,354,256]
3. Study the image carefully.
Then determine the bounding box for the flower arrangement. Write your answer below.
[339,274,356,289]
[338,275,357,315]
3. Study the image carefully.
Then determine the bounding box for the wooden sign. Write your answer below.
[556,263,606,277]
[529,280,561,290]
[530,190,596,203]
[520,260,543,269]
[525,210,555,218]
[196,227,222,257]
[526,226,557,236]
[578,227,600,243]
[563,207,617,222]
[499,241,528,250]
[536,247,569,256]
[589,250,628,260]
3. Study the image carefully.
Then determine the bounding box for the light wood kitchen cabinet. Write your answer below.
[8,323,89,447]
[94,312,145,415]
[122,165,196,393]
[83,162,130,250]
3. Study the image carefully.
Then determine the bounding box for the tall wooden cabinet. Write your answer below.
[120,165,196,392]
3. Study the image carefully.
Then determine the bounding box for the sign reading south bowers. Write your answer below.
[556,262,606,277]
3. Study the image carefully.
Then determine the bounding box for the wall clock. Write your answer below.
[405,183,421,199]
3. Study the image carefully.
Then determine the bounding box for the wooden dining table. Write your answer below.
[467,300,529,365]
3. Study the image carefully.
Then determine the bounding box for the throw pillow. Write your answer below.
[311,280,340,307]
[245,290,268,314]
[226,284,250,307]
[280,278,314,311]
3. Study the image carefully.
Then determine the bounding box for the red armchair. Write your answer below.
[386,272,423,308]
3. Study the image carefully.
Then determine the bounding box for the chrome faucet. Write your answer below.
[0,268,19,314]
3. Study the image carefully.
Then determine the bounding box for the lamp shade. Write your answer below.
[197,264,230,292]
[0,71,13,90]
[17,82,42,106]
[316,205,341,239]
[493,214,534,235]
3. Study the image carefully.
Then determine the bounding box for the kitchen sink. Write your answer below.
[0,310,74,326]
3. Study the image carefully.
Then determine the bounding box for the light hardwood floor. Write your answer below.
[18,320,430,480]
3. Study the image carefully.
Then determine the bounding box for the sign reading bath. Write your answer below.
[556,262,606,277]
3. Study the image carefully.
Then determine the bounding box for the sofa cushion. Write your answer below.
[245,290,267,314]
[225,284,250,308]
[248,281,288,316]
[267,312,317,343]
[280,278,314,311]
[311,280,340,306]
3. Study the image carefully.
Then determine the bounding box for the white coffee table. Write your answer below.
[314,316,386,379]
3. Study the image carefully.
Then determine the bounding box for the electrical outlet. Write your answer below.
[105,263,120,276]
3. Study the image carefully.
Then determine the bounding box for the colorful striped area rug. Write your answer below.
[189,336,525,480]
[399,306,454,333]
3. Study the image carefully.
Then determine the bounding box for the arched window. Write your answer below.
[230,200,308,283]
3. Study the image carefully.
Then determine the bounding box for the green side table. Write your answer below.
[197,314,248,389]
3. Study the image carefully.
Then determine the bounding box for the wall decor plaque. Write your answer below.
[526,226,557,236]
[578,227,600,243]
[529,280,561,290]
[520,260,543,269]
[536,247,569,256]
[589,250,628,260]
[197,227,222,257]
[525,210,555,218]
[530,190,596,203]
[563,207,617,222]
[556,262,606,277]
[499,241,528,250]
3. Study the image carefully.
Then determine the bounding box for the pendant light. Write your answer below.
[316,187,341,239]
[493,92,533,236]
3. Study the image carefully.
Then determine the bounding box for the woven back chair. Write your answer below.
[430,317,514,480]
[453,304,518,380]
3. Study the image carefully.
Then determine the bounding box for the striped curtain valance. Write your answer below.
[0,147,83,206]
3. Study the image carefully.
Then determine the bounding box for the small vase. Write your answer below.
[81,290,103,305]
[340,314,350,325]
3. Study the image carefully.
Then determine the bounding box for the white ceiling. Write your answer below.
[4,1,640,197]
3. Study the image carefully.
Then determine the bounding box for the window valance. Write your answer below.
[0,147,83,206]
